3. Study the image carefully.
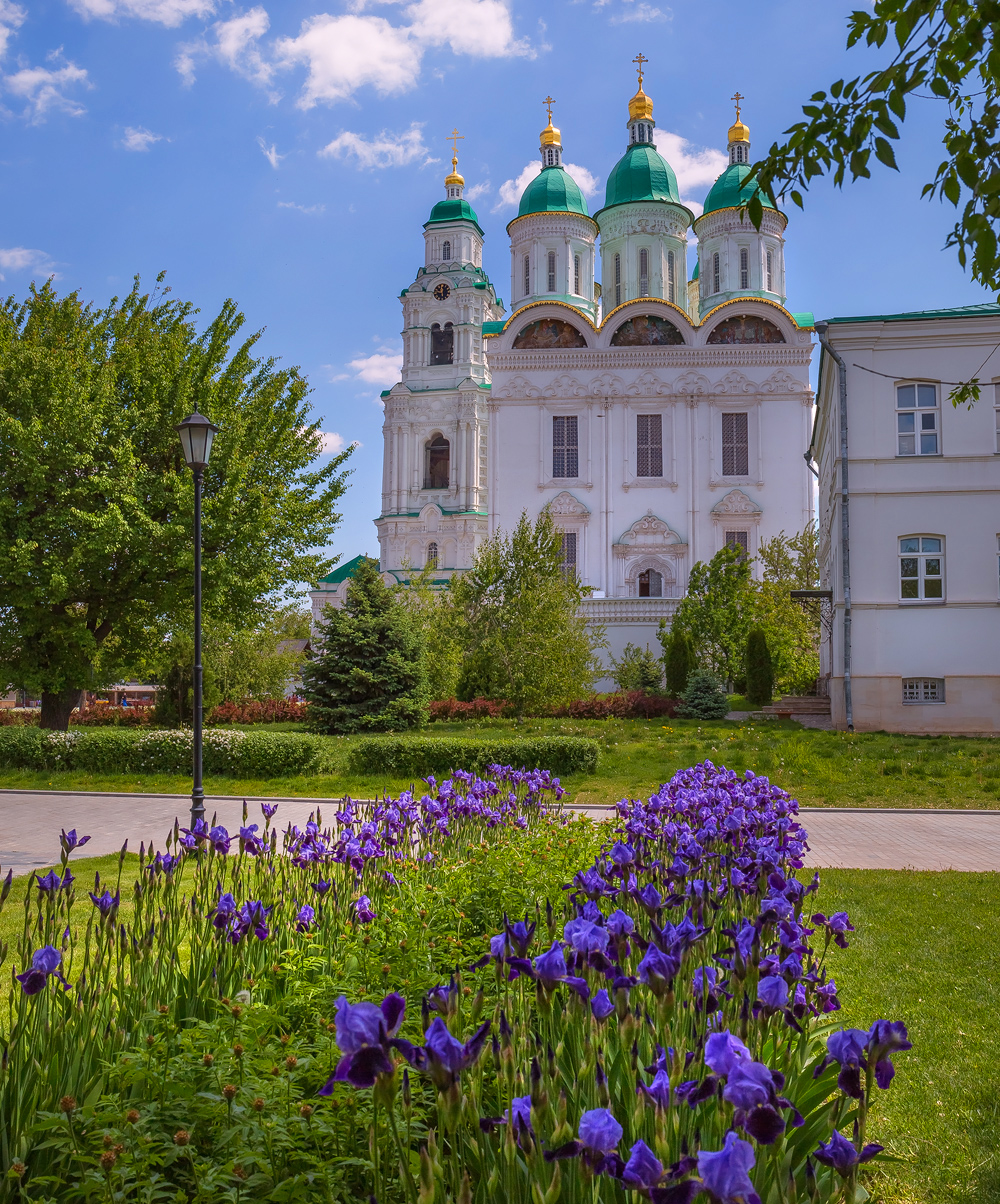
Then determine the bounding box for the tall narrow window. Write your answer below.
[899,536,944,600]
[547,250,557,293]
[739,247,749,289]
[424,436,450,489]
[636,413,663,477]
[995,383,1000,452]
[667,250,675,303]
[896,383,939,455]
[426,542,438,569]
[712,252,721,295]
[560,532,577,575]
[638,569,663,597]
[639,248,649,297]
[766,250,773,292]
[574,254,581,296]
[725,530,749,560]
[523,254,530,297]
[430,322,454,365]
[614,253,622,306]
[722,412,749,476]
[552,415,579,478]
[442,240,451,262]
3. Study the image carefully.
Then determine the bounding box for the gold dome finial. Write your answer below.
[728,91,750,143]
[628,52,654,121]
[444,127,465,187]
[540,95,561,147]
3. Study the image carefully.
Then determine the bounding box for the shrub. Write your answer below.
[72,705,154,727]
[208,697,310,725]
[347,735,599,777]
[609,642,663,692]
[660,625,695,697]
[551,691,676,720]
[676,668,731,719]
[0,708,39,727]
[746,627,775,706]
[428,698,513,721]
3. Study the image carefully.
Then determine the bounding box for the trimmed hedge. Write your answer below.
[347,736,599,778]
[0,727,323,777]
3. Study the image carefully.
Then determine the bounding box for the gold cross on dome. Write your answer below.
[542,95,555,122]
[633,53,648,87]
[731,91,745,120]
[446,127,464,156]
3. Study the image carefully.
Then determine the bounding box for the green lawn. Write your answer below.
[4,716,1000,809]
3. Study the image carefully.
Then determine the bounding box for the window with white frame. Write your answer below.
[639,248,649,297]
[523,255,530,297]
[766,250,773,292]
[547,251,557,293]
[899,536,943,600]
[896,382,939,455]
[426,541,438,569]
[552,416,579,478]
[712,252,721,295]
[725,530,749,560]
[573,254,580,296]
[636,413,663,477]
[902,678,945,704]
[739,247,749,289]
[722,412,750,476]
[560,531,577,574]
[442,240,451,262]
[667,250,675,303]
[614,254,622,306]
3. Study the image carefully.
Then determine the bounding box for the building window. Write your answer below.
[547,250,557,292]
[994,382,1000,451]
[766,249,773,292]
[442,240,451,262]
[424,436,450,489]
[639,248,649,297]
[722,412,749,476]
[712,252,721,295]
[667,250,675,303]
[430,322,454,365]
[739,247,749,289]
[523,254,530,297]
[725,530,749,560]
[552,415,579,478]
[896,382,939,455]
[574,254,580,296]
[636,413,663,477]
[638,569,663,597]
[426,541,438,569]
[902,678,945,704]
[614,254,621,306]
[560,531,577,574]
[899,536,943,600]
[996,534,1000,597]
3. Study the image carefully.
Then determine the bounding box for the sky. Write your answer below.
[2,0,992,571]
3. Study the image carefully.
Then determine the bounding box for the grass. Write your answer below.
[3,717,1000,809]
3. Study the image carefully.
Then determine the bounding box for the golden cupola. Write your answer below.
[538,96,563,166]
[727,93,750,163]
[444,128,465,198]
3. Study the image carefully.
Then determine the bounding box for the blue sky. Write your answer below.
[2,0,991,569]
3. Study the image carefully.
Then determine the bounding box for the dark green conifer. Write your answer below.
[745,627,774,706]
[676,669,730,720]
[662,627,695,699]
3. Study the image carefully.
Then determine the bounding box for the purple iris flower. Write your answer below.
[637,1068,671,1110]
[506,1095,533,1137]
[605,909,634,937]
[16,946,64,996]
[212,892,237,932]
[89,888,120,916]
[705,1031,752,1077]
[59,829,91,855]
[590,989,615,1021]
[578,1107,622,1154]
[261,801,279,820]
[295,904,315,932]
[637,944,680,996]
[867,1020,912,1088]
[697,1131,760,1204]
[35,869,73,893]
[757,975,789,1009]
[622,1140,663,1190]
[312,879,332,895]
[319,993,405,1091]
[180,818,209,849]
[354,896,376,923]
[635,882,662,915]
[811,911,855,949]
[426,980,458,1018]
[563,917,609,954]
[609,842,635,869]
[823,1028,869,1099]
[816,980,840,1014]
[208,825,231,855]
[693,966,719,996]
[723,1061,775,1112]
[813,1130,883,1176]
[239,824,265,855]
[393,1016,491,1089]
[146,852,180,875]
[573,867,614,900]
[503,917,536,956]
[233,900,271,942]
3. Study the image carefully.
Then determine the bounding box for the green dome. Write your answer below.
[425,197,484,235]
[517,166,589,218]
[601,144,680,211]
[701,163,777,217]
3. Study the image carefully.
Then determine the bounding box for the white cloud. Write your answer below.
[465,180,490,202]
[69,0,215,25]
[3,54,91,121]
[257,135,284,168]
[318,431,345,453]
[119,124,162,151]
[176,7,274,88]
[320,122,433,170]
[0,246,57,278]
[278,200,325,214]
[610,0,671,21]
[405,0,530,58]
[0,2,25,58]
[348,347,402,387]
[657,131,727,202]
[495,160,600,211]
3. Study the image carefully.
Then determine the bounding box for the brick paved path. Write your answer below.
[1,790,998,878]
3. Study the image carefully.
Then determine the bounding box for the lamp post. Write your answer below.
[177,409,220,829]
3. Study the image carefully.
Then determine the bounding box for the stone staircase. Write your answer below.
[760,695,831,719]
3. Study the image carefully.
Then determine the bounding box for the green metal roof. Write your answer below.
[424,197,485,237]
[791,311,815,328]
[823,302,1000,324]
[701,163,777,218]
[482,320,506,335]
[517,165,589,218]
[317,553,370,585]
[598,144,680,213]
[691,262,699,281]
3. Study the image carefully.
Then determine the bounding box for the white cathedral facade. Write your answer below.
[366,74,815,677]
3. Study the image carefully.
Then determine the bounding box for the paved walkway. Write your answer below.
[1,790,998,878]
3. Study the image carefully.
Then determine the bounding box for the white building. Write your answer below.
[814,305,1000,733]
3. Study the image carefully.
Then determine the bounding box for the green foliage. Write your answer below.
[347,735,600,777]
[449,511,604,716]
[746,627,775,706]
[755,527,821,695]
[0,276,353,728]
[676,668,731,719]
[749,1,1000,403]
[659,624,695,697]
[0,726,322,776]
[609,642,663,692]
[396,564,464,701]
[669,544,753,688]
[303,557,429,734]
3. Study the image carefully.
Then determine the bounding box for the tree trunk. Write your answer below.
[39,688,84,731]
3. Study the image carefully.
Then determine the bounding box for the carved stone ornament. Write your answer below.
[759,367,807,393]
[496,375,542,401]
[625,372,670,398]
[710,489,762,518]
[613,510,687,557]
[541,374,590,400]
[545,490,591,519]
[673,370,712,396]
[714,369,754,395]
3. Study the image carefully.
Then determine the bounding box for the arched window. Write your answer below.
[442,240,451,262]
[426,541,438,569]
[523,254,530,297]
[639,248,649,297]
[424,436,450,489]
[766,250,773,292]
[712,252,721,295]
[614,253,622,306]
[638,569,663,598]
[547,250,557,292]
[573,254,580,296]
[739,247,749,289]
[667,250,675,303]
[430,322,454,365]
[546,148,555,166]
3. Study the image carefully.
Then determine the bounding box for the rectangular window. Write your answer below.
[560,531,577,574]
[573,254,580,296]
[896,382,939,455]
[739,247,749,289]
[902,678,945,704]
[636,413,663,477]
[547,251,557,293]
[722,412,749,476]
[667,250,675,303]
[766,250,773,292]
[899,536,944,600]
[639,248,649,297]
[614,254,621,306]
[523,255,530,297]
[552,415,579,478]
[713,252,720,295]
[725,530,749,560]
[994,382,1000,452]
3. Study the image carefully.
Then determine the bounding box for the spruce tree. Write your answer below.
[661,627,694,698]
[745,627,774,706]
[302,557,429,733]
[676,669,730,720]
[610,642,663,693]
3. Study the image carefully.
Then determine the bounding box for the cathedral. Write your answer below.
[363,66,816,675]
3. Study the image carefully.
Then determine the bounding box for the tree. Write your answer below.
[754,527,821,695]
[676,669,730,720]
[750,1,1000,404]
[745,628,775,706]
[668,545,754,689]
[395,564,464,702]
[449,511,603,718]
[302,558,429,733]
[0,277,353,729]
[660,625,695,698]
[609,642,663,693]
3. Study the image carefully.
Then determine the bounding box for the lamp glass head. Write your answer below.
[177,411,220,469]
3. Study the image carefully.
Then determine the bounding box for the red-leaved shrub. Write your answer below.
[429,698,513,721]
[0,710,39,727]
[551,691,677,720]
[208,698,310,725]
[72,706,154,727]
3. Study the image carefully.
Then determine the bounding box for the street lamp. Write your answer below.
[177,408,220,829]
